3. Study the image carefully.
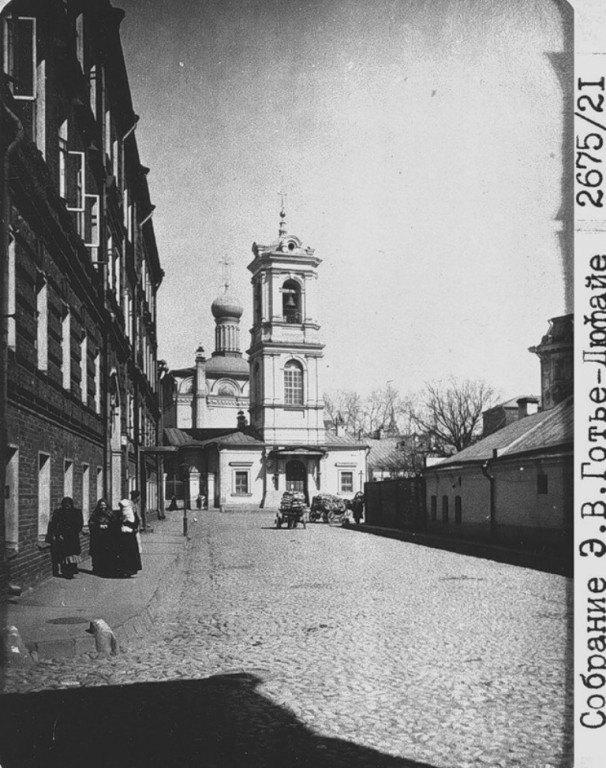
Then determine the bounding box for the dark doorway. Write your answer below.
[285,459,307,499]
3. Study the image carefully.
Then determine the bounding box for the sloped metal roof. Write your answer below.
[434,397,573,467]
[163,427,199,447]
[366,437,405,470]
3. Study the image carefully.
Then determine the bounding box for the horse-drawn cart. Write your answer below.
[275,491,307,529]
[309,493,351,524]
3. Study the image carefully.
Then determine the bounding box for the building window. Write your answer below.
[96,466,103,503]
[442,495,449,524]
[84,194,100,253]
[282,279,301,323]
[88,64,98,118]
[5,446,19,552]
[94,351,101,413]
[112,138,121,185]
[59,119,68,198]
[64,459,74,498]
[430,495,437,521]
[80,334,88,403]
[36,277,48,371]
[7,237,16,350]
[454,495,462,525]
[127,392,134,438]
[75,13,84,70]
[107,232,114,289]
[35,59,46,156]
[82,464,90,524]
[62,307,71,389]
[3,15,36,99]
[104,108,112,160]
[38,453,51,539]
[537,474,548,494]
[340,471,354,494]
[284,360,303,405]
[234,471,249,495]
[218,383,236,397]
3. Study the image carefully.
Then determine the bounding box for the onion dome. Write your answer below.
[211,292,243,319]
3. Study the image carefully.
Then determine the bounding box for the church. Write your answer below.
[161,210,368,509]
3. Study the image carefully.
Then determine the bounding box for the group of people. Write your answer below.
[45,493,143,579]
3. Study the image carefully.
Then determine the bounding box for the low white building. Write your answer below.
[424,315,573,555]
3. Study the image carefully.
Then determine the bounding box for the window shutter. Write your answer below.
[3,16,36,100]
[66,151,86,210]
[84,194,100,247]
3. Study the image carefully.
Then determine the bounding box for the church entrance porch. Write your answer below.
[285,459,307,499]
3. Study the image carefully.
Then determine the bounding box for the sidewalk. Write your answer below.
[1,512,190,660]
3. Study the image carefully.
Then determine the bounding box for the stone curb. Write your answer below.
[343,523,572,576]
[115,537,192,649]
[22,534,193,661]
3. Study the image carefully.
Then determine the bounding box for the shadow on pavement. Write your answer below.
[0,672,437,768]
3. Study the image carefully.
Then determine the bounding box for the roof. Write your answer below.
[164,426,264,449]
[366,437,405,470]
[211,292,243,319]
[204,355,249,377]
[163,427,198,447]
[324,431,368,448]
[164,427,366,451]
[434,396,573,467]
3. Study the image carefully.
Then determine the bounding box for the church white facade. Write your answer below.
[162,210,368,509]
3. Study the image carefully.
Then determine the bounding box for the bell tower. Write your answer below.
[247,206,325,444]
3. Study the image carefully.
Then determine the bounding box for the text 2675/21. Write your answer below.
[576,77,605,209]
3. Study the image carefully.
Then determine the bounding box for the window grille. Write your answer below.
[284,361,303,405]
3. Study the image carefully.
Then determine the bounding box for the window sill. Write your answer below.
[231,493,252,497]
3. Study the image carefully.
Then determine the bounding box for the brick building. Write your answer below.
[1,0,163,590]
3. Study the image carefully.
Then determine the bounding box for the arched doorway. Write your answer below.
[286,459,307,498]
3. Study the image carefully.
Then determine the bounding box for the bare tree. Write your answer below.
[323,390,365,435]
[412,378,497,456]
[363,383,412,435]
[325,384,415,437]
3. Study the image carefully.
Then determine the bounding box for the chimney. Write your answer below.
[517,397,539,420]
[335,412,345,437]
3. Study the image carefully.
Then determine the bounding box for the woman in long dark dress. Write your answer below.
[116,498,142,577]
[46,497,83,578]
[89,498,116,577]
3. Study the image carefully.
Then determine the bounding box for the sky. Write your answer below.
[117,0,575,402]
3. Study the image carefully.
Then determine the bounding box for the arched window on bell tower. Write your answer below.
[284,360,304,405]
[282,279,301,324]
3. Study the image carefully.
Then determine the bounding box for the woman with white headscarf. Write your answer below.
[116,498,142,577]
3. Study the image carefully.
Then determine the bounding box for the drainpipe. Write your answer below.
[121,115,139,142]
[481,449,498,540]
[0,98,24,590]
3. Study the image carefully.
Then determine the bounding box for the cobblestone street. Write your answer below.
[2,511,573,767]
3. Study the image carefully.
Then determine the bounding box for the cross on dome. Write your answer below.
[278,190,287,237]
[219,255,233,293]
